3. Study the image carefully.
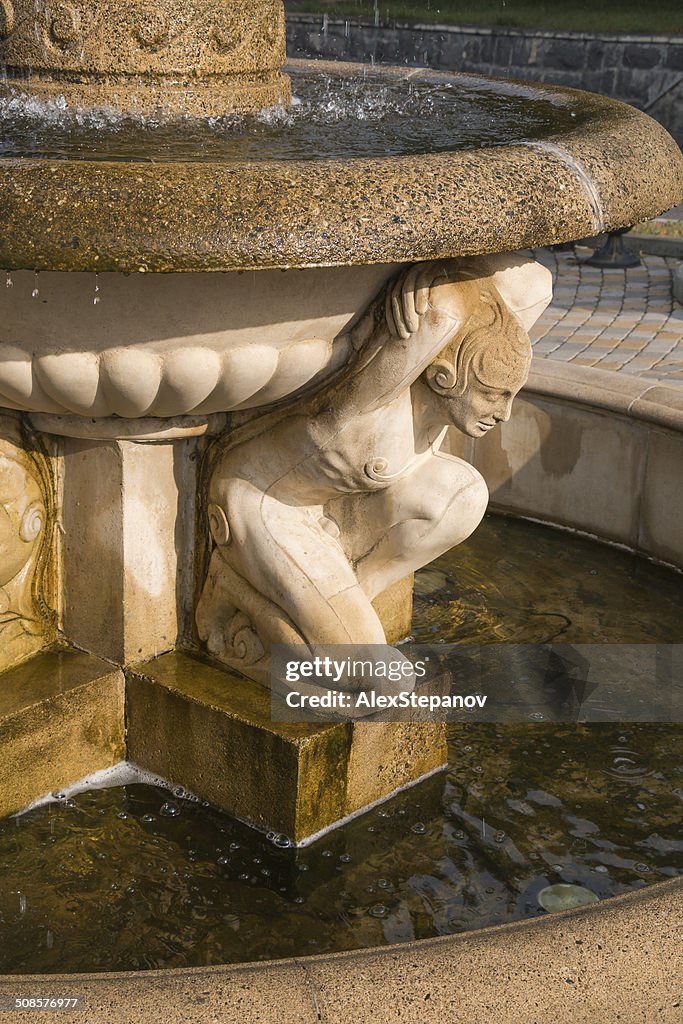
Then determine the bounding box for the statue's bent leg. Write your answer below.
[348,452,489,600]
[199,477,387,660]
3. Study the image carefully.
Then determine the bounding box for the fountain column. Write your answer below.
[0,0,291,115]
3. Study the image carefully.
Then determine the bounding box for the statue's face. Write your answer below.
[443,364,527,438]
[0,457,43,589]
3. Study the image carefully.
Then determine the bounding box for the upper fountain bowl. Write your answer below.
[0,54,682,274]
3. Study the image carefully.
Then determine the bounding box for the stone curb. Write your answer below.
[526,360,683,432]
[0,876,678,1022]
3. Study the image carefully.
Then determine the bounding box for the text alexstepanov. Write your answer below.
[284,690,488,711]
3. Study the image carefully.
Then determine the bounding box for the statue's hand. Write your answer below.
[385,261,448,340]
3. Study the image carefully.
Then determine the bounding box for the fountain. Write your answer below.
[0,0,682,1017]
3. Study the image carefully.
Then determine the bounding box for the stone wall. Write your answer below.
[286,15,683,144]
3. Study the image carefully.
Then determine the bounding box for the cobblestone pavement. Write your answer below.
[529,246,683,387]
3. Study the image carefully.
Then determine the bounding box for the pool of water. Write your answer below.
[0,516,680,974]
[0,69,589,163]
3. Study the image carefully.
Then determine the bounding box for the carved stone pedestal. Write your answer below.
[0,253,553,840]
[127,652,446,844]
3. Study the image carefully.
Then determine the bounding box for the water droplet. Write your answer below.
[274,834,291,849]
[117,811,128,820]
[322,850,333,858]
[593,865,609,873]
[369,904,389,918]
[159,802,180,817]
[463,745,472,753]
[635,862,651,873]
[473,765,484,774]
[238,873,249,881]
[229,842,241,852]
[378,878,390,889]
[217,856,230,867]
[495,831,506,843]
[411,822,427,835]
[293,896,305,904]
[339,853,352,863]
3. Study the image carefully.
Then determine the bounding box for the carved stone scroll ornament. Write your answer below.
[0,420,55,673]
[196,254,553,686]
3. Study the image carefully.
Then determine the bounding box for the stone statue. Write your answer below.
[0,419,54,673]
[196,253,552,686]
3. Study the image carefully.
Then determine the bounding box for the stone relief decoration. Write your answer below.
[1,0,285,74]
[131,9,170,50]
[196,254,553,687]
[47,2,81,49]
[0,417,56,675]
[0,336,344,419]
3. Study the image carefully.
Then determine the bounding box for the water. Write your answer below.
[0,69,588,163]
[0,516,680,974]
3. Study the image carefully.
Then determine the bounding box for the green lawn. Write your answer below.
[285,1,682,35]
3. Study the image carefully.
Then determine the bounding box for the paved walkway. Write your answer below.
[529,246,683,387]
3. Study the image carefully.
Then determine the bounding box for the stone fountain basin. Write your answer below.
[0,876,679,1022]
[2,60,682,420]
[1,60,682,278]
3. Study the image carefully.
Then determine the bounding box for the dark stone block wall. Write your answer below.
[286,15,683,145]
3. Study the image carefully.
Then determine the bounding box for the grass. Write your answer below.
[635,218,683,238]
[285,1,683,35]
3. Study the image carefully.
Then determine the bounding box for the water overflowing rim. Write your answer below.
[0,58,682,272]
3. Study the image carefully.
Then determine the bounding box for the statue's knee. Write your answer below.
[417,463,488,541]
[458,470,489,538]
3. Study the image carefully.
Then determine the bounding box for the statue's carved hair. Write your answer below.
[424,286,532,396]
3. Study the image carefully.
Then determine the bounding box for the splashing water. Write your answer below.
[0,70,588,163]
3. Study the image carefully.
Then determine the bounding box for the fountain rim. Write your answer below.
[0,59,682,273]
[0,877,679,1021]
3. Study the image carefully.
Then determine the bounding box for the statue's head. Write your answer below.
[422,283,532,437]
[0,439,46,590]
